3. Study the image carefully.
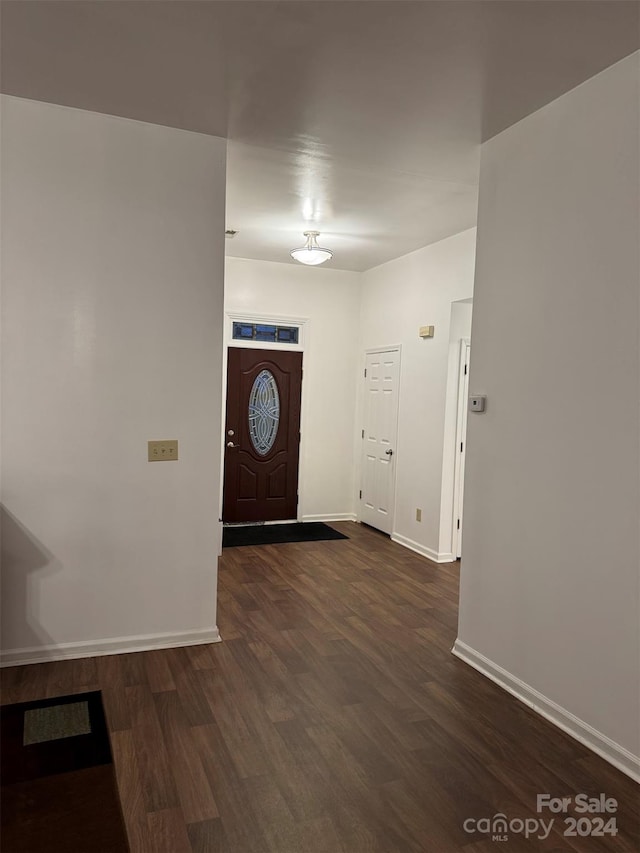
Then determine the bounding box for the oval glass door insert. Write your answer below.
[248,369,280,455]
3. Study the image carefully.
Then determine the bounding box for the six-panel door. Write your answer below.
[360,348,401,534]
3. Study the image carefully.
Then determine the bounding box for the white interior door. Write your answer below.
[360,348,401,534]
[453,341,470,558]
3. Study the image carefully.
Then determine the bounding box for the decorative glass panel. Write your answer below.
[232,322,254,339]
[248,370,280,455]
[277,327,298,343]
[255,324,278,342]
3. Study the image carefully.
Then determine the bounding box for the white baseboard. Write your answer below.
[434,550,455,563]
[302,513,357,523]
[0,627,221,668]
[452,639,640,784]
[258,515,356,525]
[391,532,456,564]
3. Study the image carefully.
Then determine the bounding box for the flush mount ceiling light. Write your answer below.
[290,231,333,266]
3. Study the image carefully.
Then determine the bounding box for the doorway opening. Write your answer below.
[453,340,470,559]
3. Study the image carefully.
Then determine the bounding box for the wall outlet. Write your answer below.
[148,440,179,461]
[416,508,422,522]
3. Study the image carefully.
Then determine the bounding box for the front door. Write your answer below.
[360,348,401,534]
[223,347,302,522]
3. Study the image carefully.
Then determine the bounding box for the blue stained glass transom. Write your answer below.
[232,322,299,345]
[248,370,280,456]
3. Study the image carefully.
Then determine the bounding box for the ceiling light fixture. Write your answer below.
[290,231,333,266]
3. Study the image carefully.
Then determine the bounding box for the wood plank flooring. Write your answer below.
[2,522,638,852]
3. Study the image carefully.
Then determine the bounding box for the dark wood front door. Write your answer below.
[223,348,302,522]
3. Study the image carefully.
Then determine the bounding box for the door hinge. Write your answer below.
[464,363,468,375]
[460,442,464,452]
[359,490,362,499]
[361,429,364,439]
[457,519,460,530]
[364,368,367,378]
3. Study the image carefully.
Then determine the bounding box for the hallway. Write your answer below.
[2,523,638,851]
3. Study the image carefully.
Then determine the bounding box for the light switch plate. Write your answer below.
[148,440,179,461]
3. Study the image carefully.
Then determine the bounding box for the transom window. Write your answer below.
[232,322,299,344]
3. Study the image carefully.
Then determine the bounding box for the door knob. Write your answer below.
[385,449,393,456]
[227,441,239,448]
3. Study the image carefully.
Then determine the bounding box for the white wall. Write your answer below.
[359,229,476,561]
[455,53,640,779]
[1,97,227,663]
[224,257,361,521]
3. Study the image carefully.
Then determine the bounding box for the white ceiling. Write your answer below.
[2,1,638,271]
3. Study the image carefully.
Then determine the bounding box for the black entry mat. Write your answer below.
[1,691,129,852]
[223,521,348,548]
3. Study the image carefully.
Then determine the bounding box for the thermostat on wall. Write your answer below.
[469,396,486,412]
[419,325,434,338]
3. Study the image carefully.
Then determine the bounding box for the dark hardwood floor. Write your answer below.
[1,522,638,852]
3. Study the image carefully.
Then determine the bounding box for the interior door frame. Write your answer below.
[452,338,470,559]
[220,312,309,527]
[357,344,402,534]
